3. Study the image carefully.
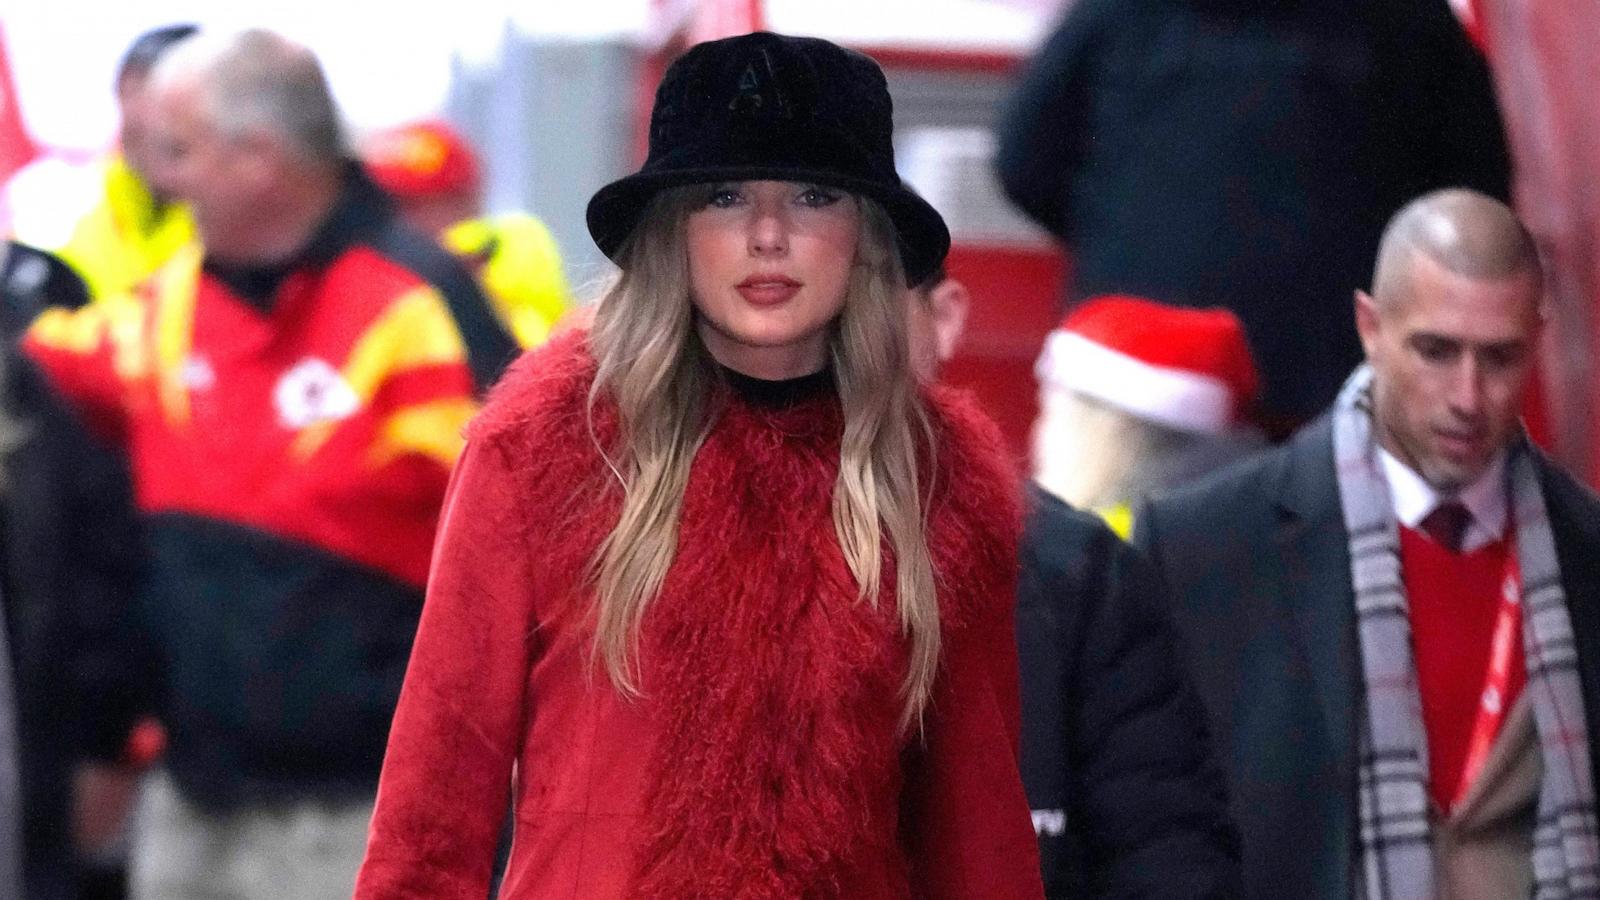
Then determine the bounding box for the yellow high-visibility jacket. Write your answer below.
[56,154,193,302]
[442,212,570,349]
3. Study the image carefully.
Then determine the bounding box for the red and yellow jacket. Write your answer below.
[23,173,498,809]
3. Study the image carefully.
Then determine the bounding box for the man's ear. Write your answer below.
[929,279,971,364]
[1354,289,1380,357]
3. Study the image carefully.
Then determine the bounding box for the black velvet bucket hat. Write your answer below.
[585,31,950,285]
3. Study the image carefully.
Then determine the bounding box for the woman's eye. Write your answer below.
[797,187,841,208]
[706,187,743,208]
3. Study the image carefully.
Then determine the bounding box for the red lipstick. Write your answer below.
[736,274,801,306]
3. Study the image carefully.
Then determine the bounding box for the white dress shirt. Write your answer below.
[1377,447,1509,553]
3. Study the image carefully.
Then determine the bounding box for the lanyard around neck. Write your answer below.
[1450,545,1523,810]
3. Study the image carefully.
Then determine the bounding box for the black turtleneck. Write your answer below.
[718,364,834,409]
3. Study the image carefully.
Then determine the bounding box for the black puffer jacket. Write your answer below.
[1017,488,1239,898]
[0,347,146,900]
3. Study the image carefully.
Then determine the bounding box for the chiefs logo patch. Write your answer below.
[274,357,360,429]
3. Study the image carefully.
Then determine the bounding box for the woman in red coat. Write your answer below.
[354,31,1043,899]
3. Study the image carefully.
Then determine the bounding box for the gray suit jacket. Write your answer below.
[1133,416,1600,900]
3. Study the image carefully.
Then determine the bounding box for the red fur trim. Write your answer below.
[923,384,1026,632]
[469,328,598,449]
[467,331,619,591]
[472,337,1022,895]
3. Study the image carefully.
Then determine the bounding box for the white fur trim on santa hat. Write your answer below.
[1035,331,1236,434]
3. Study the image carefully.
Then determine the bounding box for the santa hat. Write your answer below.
[362,120,481,202]
[1035,295,1259,434]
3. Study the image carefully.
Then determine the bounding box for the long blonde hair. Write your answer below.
[585,186,940,730]
[1031,389,1263,510]
[1031,391,1172,510]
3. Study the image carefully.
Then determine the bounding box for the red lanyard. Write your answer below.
[1450,551,1523,809]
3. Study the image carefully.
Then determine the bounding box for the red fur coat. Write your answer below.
[354,332,1043,899]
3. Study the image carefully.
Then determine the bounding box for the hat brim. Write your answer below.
[585,165,950,286]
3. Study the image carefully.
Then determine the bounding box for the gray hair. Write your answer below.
[152,28,345,164]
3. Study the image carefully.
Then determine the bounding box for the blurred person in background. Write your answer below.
[43,24,198,303]
[905,265,970,382]
[1016,483,1240,899]
[904,270,1241,896]
[355,31,1043,899]
[1031,296,1264,538]
[0,242,145,900]
[2,240,89,331]
[996,0,1511,438]
[22,28,500,900]
[2,240,141,900]
[363,119,572,349]
[1134,189,1600,899]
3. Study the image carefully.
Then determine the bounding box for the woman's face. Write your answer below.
[685,180,861,380]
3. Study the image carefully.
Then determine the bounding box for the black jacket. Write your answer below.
[0,348,145,900]
[1018,489,1239,898]
[2,241,88,332]
[1132,417,1600,899]
[995,0,1510,423]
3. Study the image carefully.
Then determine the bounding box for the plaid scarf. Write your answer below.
[1333,365,1600,899]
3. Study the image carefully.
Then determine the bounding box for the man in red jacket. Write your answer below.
[25,28,509,900]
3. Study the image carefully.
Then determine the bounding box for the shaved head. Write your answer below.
[1371,188,1542,313]
[1355,188,1545,491]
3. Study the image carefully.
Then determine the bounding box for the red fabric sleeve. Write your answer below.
[23,302,135,445]
[903,601,1045,899]
[354,437,538,898]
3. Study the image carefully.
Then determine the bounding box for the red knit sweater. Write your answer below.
[1400,526,1523,812]
[354,332,1044,899]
